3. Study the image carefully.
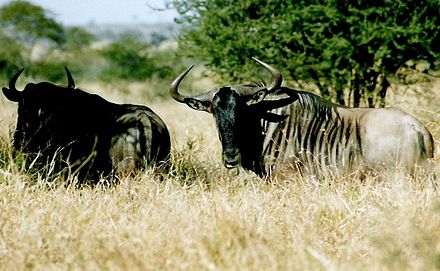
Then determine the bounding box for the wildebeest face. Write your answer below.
[211,87,242,168]
[210,87,272,168]
[14,84,55,151]
[170,58,291,171]
[2,68,76,152]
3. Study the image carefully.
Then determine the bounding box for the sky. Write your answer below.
[0,0,178,25]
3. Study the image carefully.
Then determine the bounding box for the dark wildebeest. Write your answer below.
[2,68,170,182]
[170,58,434,177]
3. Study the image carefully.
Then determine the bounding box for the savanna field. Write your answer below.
[0,75,439,271]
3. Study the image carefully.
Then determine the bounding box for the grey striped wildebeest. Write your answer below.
[2,68,170,183]
[170,58,434,177]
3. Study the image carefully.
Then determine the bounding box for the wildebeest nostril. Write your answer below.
[223,149,241,168]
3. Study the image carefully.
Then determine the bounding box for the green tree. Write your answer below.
[172,0,440,107]
[0,1,100,82]
[100,34,156,80]
[0,0,66,80]
[0,31,25,78]
[0,0,65,48]
[64,27,95,52]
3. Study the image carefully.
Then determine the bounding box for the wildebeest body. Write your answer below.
[263,89,434,175]
[109,105,170,175]
[170,58,433,177]
[3,70,170,182]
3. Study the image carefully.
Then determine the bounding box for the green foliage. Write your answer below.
[100,34,156,80]
[99,34,189,84]
[0,1,188,95]
[0,31,26,79]
[0,0,65,46]
[30,60,74,83]
[64,26,96,52]
[172,0,440,107]
[0,0,67,81]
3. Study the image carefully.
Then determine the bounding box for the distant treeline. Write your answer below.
[1,0,439,107]
[0,1,188,87]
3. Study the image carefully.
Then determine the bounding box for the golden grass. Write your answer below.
[0,78,439,270]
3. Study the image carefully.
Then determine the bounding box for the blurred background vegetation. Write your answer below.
[0,0,439,106]
[0,0,189,94]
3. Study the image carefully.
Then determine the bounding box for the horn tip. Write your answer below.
[10,68,25,82]
[252,57,261,62]
[170,65,196,103]
[64,66,75,88]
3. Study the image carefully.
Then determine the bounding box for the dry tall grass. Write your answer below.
[0,78,439,270]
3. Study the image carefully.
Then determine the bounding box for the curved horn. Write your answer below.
[65,66,75,89]
[252,57,282,92]
[2,68,24,102]
[170,65,194,103]
[9,68,24,91]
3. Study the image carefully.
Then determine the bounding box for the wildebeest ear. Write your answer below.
[2,87,21,102]
[261,112,289,122]
[184,98,212,113]
[254,88,299,111]
[246,89,267,106]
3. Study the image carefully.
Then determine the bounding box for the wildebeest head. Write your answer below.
[2,67,77,152]
[170,58,298,173]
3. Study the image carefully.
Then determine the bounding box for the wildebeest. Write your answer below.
[170,58,434,177]
[2,68,170,182]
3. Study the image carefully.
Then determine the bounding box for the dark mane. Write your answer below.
[294,89,340,118]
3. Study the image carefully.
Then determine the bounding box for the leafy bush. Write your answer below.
[63,26,96,53]
[99,34,157,81]
[0,0,65,51]
[0,1,190,96]
[0,32,26,79]
[172,0,440,107]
